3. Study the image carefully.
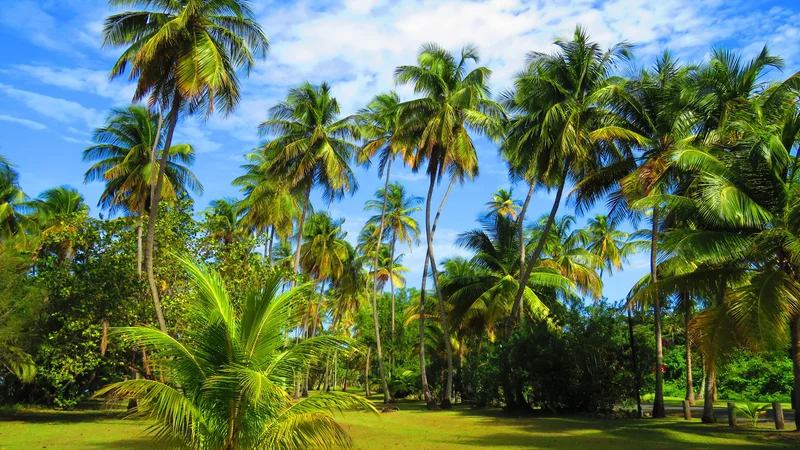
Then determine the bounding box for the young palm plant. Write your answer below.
[95,257,376,450]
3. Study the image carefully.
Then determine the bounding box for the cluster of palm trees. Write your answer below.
[4,1,799,437]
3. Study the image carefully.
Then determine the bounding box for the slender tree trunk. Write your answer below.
[419,177,455,410]
[651,207,666,418]
[684,294,695,406]
[365,346,371,397]
[792,315,800,429]
[267,226,274,264]
[389,234,397,378]
[697,360,706,401]
[517,180,536,278]
[701,363,717,423]
[503,166,567,410]
[136,215,143,277]
[145,99,177,334]
[425,168,454,409]
[303,281,325,398]
[291,184,313,289]
[627,306,642,418]
[369,162,393,403]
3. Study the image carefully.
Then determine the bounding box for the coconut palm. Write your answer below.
[395,43,503,408]
[504,28,643,358]
[203,198,246,246]
[0,156,26,236]
[582,214,633,277]
[259,82,359,287]
[24,187,89,259]
[83,105,202,275]
[485,188,521,220]
[95,257,376,450]
[234,150,303,263]
[103,0,268,334]
[365,182,421,337]
[572,51,702,417]
[356,92,409,403]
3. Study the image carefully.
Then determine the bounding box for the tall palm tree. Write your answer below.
[365,182,421,338]
[583,214,633,277]
[573,51,700,417]
[103,0,268,334]
[356,91,408,403]
[395,43,502,408]
[83,105,202,275]
[485,188,521,220]
[25,186,89,259]
[234,150,303,263]
[95,257,375,449]
[203,198,246,246]
[259,82,359,289]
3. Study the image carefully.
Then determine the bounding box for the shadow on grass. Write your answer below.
[0,408,128,424]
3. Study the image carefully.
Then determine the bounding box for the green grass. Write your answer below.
[1,399,798,449]
[655,395,793,411]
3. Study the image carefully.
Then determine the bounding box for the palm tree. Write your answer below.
[365,182,421,338]
[103,0,269,334]
[504,27,641,347]
[485,188,521,220]
[356,91,408,403]
[203,198,246,246]
[24,186,89,259]
[234,150,303,263]
[83,105,202,275]
[583,214,633,277]
[299,212,350,396]
[573,51,701,417]
[395,43,502,408]
[0,156,26,236]
[95,257,375,449]
[259,82,359,288]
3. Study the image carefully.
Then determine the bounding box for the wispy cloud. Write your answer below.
[0,114,47,131]
[9,65,136,104]
[0,84,101,127]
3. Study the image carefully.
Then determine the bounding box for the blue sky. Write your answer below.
[1,0,799,302]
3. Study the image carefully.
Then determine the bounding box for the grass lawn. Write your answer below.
[657,395,793,410]
[1,399,798,449]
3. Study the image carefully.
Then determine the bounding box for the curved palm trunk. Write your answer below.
[425,168,454,409]
[517,181,536,277]
[365,346,371,397]
[389,234,397,376]
[136,215,143,277]
[503,167,567,409]
[371,163,393,403]
[651,207,666,418]
[684,293,696,406]
[145,97,178,334]
[419,177,455,410]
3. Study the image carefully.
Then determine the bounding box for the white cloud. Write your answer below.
[0,84,101,127]
[0,114,47,131]
[174,118,224,154]
[61,136,91,145]
[11,65,136,104]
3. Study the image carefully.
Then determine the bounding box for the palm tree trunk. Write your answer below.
[697,360,706,401]
[267,226,274,264]
[371,162,393,403]
[419,177,454,411]
[684,294,696,406]
[503,166,567,409]
[701,362,717,423]
[517,180,536,278]
[791,315,800,429]
[627,306,642,417]
[651,207,666,418]
[424,168,454,409]
[365,346,371,397]
[136,215,143,277]
[291,184,313,289]
[389,233,397,377]
[145,97,178,334]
